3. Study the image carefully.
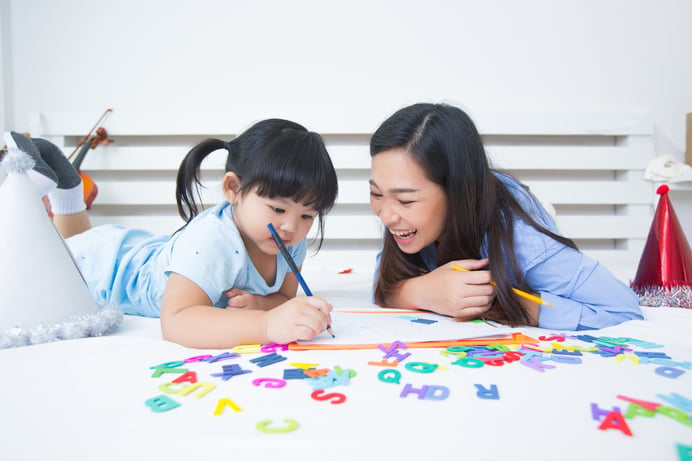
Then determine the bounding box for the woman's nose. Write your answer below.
[378,203,399,225]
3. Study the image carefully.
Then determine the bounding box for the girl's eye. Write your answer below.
[301,214,316,220]
[272,207,286,214]
[399,200,414,205]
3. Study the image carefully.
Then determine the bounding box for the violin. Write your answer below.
[68,109,113,209]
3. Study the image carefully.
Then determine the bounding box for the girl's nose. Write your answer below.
[278,217,297,233]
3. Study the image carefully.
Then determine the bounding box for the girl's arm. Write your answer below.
[226,269,300,310]
[160,272,331,349]
[384,259,496,320]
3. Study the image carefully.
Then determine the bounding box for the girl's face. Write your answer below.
[231,186,317,258]
[369,148,448,254]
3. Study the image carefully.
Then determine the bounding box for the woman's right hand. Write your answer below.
[263,296,333,345]
[398,258,496,320]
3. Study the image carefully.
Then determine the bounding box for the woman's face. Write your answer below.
[369,148,448,254]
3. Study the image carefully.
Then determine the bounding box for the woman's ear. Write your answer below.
[222,172,242,204]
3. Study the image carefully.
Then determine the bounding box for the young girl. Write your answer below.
[368,103,643,331]
[4,119,337,348]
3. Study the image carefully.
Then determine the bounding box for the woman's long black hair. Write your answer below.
[370,103,577,325]
[175,119,338,248]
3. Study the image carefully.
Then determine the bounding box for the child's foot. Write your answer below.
[31,138,86,215]
[4,131,58,196]
[31,138,82,189]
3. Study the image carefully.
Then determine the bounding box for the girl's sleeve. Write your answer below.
[525,246,643,330]
[290,239,307,269]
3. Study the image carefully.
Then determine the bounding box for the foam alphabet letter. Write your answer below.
[424,385,450,401]
[400,384,428,399]
[214,397,242,415]
[475,384,500,400]
[655,366,685,379]
[404,362,438,373]
[377,369,401,384]
[597,411,633,436]
[145,395,180,413]
[256,419,299,433]
[311,389,347,404]
[656,393,692,412]
[172,371,198,384]
[252,378,287,389]
[677,444,692,461]
[590,403,621,421]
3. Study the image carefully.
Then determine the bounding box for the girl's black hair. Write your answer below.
[370,103,577,326]
[175,119,338,248]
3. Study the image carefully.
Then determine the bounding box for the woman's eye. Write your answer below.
[369,191,382,199]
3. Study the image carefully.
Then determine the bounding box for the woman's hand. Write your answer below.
[395,258,495,320]
[263,296,333,345]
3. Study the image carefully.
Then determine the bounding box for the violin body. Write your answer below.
[80,172,98,209]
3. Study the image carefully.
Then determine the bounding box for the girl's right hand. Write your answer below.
[263,296,333,345]
[404,259,496,320]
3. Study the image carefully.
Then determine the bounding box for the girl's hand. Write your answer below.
[401,258,495,320]
[226,288,259,309]
[263,296,333,345]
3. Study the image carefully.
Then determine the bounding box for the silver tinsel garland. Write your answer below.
[633,285,692,309]
[0,304,123,349]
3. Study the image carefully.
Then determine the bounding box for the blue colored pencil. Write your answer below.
[267,223,335,338]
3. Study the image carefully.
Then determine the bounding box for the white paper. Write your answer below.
[299,308,518,345]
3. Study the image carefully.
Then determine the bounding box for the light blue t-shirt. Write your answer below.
[374,172,643,331]
[67,202,306,317]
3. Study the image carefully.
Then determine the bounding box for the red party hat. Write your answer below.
[631,184,692,308]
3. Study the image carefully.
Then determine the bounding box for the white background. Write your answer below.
[2,0,691,234]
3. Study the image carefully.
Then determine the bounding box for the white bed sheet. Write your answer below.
[2,266,691,461]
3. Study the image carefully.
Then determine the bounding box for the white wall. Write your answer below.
[2,0,692,235]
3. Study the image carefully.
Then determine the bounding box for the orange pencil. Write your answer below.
[451,264,552,306]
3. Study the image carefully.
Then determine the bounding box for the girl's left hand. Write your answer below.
[226,288,259,309]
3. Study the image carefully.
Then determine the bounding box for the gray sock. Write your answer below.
[32,138,81,189]
[4,131,58,195]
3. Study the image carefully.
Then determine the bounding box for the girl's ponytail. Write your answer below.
[175,138,226,224]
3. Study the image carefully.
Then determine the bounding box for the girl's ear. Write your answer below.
[222,172,242,204]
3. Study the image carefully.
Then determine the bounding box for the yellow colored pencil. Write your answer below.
[451,264,552,306]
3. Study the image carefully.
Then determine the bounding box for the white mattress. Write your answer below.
[2,266,691,461]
